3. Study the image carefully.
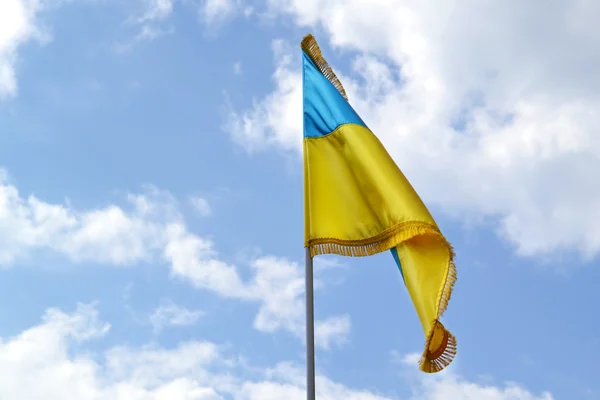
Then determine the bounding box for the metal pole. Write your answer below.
[305,247,316,400]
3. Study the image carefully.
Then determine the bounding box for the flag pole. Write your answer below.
[305,247,316,400]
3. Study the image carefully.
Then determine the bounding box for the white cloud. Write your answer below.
[314,315,351,349]
[241,362,395,399]
[0,0,49,97]
[245,359,555,400]
[198,0,237,26]
[0,1,179,84]
[165,235,348,349]
[149,300,204,333]
[228,0,600,261]
[245,256,304,335]
[225,255,349,349]
[136,24,174,41]
[0,171,349,347]
[390,350,420,367]
[395,352,553,400]
[113,24,175,54]
[227,39,301,154]
[233,61,242,76]
[0,177,171,266]
[0,303,227,399]
[189,196,212,217]
[0,304,553,400]
[164,222,249,297]
[138,0,175,23]
[412,378,553,400]
[112,0,176,53]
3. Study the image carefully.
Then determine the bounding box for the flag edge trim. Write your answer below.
[301,33,349,101]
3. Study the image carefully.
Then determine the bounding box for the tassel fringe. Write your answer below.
[419,320,457,373]
[307,220,458,373]
[438,245,457,318]
[418,246,458,373]
[307,221,447,258]
[301,34,349,101]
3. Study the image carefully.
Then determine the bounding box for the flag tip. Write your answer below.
[300,33,348,101]
[419,320,457,373]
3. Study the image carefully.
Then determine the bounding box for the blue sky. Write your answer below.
[1,0,599,399]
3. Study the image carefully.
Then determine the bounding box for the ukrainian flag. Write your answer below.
[302,34,457,373]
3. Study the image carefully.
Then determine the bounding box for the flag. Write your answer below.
[302,34,457,373]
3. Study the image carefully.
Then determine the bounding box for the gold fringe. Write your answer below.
[306,221,447,258]
[307,220,458,373]
[420,236,457,373]
[419,320,457,373]
[301,34,349,101]
[437,245,457,318]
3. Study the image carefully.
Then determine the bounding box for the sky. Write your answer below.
[0,0,599,399]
